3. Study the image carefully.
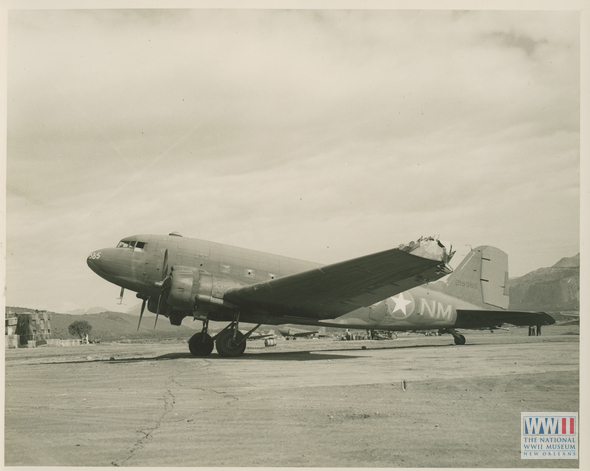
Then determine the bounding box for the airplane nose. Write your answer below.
[87,250,106,276]
[87,247,133,285]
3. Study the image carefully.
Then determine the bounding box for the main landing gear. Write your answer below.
[215,329,246,357]
[439,328,466,345]
[188,329,214,356]
[188,313,259,358]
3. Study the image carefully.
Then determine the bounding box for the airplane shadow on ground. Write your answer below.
[114,341,464,362]
[39,350,362,364]
[158,351,363,361]
[109,350,364,362]
[40,341,461,365]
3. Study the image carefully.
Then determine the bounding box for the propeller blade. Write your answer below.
[162,249,168,279]
[155,294,164,329]
[137,299,147,331]
[152,250,170,330]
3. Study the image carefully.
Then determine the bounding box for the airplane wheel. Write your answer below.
[454,334,466,346]
[216,330,247,357]
[188,332,214,356]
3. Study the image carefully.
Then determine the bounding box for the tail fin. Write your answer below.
[444,246,509,309]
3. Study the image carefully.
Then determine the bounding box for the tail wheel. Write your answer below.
[454,334,466,346]
[216,330,247,357]
[189,332,214,356]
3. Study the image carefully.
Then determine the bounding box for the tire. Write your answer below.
[454,334,466,346]
[215,330,247,357]
[188,332,214,356]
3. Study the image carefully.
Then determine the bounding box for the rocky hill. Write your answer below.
[508,254,579,311]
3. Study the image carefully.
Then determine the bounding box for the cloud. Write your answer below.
[6,8,580,311]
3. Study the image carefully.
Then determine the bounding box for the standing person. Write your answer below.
[536,325,542,336]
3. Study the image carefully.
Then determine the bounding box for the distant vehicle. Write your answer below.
[87,234,554,357]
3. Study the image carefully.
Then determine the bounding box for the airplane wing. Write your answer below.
[224,237,453,320]
[454,310,555,329]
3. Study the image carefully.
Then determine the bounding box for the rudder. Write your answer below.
[445,246,509,309]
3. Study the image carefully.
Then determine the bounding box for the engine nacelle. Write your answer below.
[166,266,203,311]
[166,265,245,311]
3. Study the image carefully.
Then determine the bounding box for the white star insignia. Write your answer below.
[391,293,412,315]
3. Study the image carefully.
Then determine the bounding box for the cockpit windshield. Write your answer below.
[116,240,147,251]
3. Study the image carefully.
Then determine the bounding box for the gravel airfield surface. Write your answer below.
[5,326,579,468]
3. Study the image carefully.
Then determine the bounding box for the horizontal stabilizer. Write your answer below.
[455,310,555,329]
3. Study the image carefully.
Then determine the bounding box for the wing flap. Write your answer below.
[224,237,453,320]
[455,310,555,328]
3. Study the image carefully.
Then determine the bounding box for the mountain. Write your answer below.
[64,306,113,315]
[86,306,111,315]
[51,311,204,341]
[6,307,200,342]
[126,302,144,316]
[8,251,579,341]
[508,254,579,312]
[5,307,271,342]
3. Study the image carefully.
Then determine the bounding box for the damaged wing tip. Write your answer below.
[399,236,455,263]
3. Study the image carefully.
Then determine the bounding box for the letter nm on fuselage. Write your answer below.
[87,233,554,357]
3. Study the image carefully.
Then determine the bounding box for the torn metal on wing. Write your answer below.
[399,236,455,276]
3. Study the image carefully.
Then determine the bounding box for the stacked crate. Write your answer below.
[13,311,53,347]
[31,311,52,342]
[5,312,19,349]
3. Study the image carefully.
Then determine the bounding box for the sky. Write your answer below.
[5,5,583,314]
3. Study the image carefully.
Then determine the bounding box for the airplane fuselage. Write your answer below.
[87,233,482,331]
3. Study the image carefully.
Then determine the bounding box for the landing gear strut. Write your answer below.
[188,319,214,356]
[214,312,258,358]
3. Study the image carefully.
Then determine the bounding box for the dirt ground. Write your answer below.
[5,326,579,468]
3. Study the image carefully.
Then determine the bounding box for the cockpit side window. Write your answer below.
[117,240,147,251]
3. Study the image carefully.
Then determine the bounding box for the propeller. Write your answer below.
[154,249,170,329]
[136,299,147,331]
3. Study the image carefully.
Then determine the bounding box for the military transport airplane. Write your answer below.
[278,326,320,339]
[87,233,554,357]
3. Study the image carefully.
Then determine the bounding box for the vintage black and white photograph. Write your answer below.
[5,1,584,468]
